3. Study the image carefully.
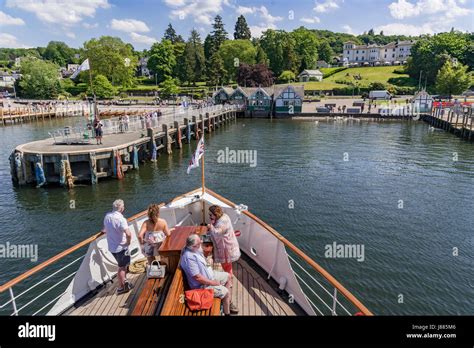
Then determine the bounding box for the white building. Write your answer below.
[139,57,151,77]
[0,73,15,88]
[298,69,323,82]
[342,40,415,66]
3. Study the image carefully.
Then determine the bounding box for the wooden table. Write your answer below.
[159,226,207,273]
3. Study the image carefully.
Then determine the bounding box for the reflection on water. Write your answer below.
[0,117,473,315]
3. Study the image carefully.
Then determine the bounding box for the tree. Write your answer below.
[234,15,251,40]
[207,53,227,86]
[172,42,186,84]
[147,39,176,83]
[368,29,375,36]
[211,15,228,52]
[89,74,117,99]
[237,63,274,87]
[204,34,214,62]
[42,41,77,67]
[160,77,179,99]
[217,40,256,81]
[310,29,361,54]
[164,23,184,44]
[183,29,206,85]
[255,45,269,65]
[318,40,333,63]
[279,70,296,83]
[83,36,138,87]
[18,57,62,99]
[435,60,472,97]
[260,29,299,76]
[291,28,319,71]
[369,82,386,90]
[204,15,228,74]
[406,31,470,86]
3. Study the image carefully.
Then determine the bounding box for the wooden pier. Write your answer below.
[10,106,242,188]
[423,106,474,141]
[0,104,164,126]
[0,104,88,125]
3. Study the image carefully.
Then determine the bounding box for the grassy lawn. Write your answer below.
[288,66,417,91]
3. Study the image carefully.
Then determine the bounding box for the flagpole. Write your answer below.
[201,140,206,225]
[87,59,98,121]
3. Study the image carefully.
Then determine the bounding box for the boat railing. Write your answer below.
[251,216,372,316]
[287,253,359,316]
[205,188,373,316]
[0,209,149,316]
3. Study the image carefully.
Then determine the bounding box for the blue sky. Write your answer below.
[0,0,473,50]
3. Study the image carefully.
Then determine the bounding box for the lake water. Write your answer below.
[0,116,473,315]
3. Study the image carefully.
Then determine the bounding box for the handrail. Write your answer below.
[204,188,373,316]
[0,232,103,293]
[0,207,152,294]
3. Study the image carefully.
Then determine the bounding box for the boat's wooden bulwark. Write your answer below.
[0,188,373,316]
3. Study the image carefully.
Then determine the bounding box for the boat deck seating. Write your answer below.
[131,274,171,316]
[161,267,221,316]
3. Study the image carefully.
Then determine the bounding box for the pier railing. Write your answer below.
[48,104,241,143]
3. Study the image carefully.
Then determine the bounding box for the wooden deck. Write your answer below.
[66,256,300,316]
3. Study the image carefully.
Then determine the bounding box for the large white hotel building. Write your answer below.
[342,40,416,66]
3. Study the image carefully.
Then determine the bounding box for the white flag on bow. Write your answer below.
[71,59,90,79]
[186,136,204,174]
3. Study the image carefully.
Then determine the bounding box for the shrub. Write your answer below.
[321,67,347,78]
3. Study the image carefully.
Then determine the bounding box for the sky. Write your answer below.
[0,0,473,50]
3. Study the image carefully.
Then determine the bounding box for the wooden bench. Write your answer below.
[131,274,170,316]
[161,267,221,316]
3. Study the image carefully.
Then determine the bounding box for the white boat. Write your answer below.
[0,188,372,317]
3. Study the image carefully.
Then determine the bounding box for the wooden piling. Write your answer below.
[174,121,182,149]
[192,116,199,139]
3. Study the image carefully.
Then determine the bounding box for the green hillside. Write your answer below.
[292,66,418,93]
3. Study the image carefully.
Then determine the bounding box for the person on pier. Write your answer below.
[138,204,173,265]
[103,199,133,295]
[93,118,103,145]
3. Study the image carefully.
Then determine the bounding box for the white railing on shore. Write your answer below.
[48,104,241,144]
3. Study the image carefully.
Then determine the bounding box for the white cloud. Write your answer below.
[165,0,231,25]
[6,0,110,26]
[236,6,255,15]
[249,24,278,38]
[314,0,340,13]
[83,22,99,29]
[0,33,28,48]
[342,25,357,35]
[300,17,321,24]
[235,5,283,38]
[374,21,457,36]
[0,10,25,26]
[388,0,472,20]
[110,19,150,33]
[130,32,157,46]
[65,32,76,39]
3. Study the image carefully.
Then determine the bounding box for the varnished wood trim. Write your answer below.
[205,188,373,316]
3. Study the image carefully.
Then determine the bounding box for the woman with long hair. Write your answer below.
[138,204,173,264]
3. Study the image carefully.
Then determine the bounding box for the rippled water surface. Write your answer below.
[0,117,473,315]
